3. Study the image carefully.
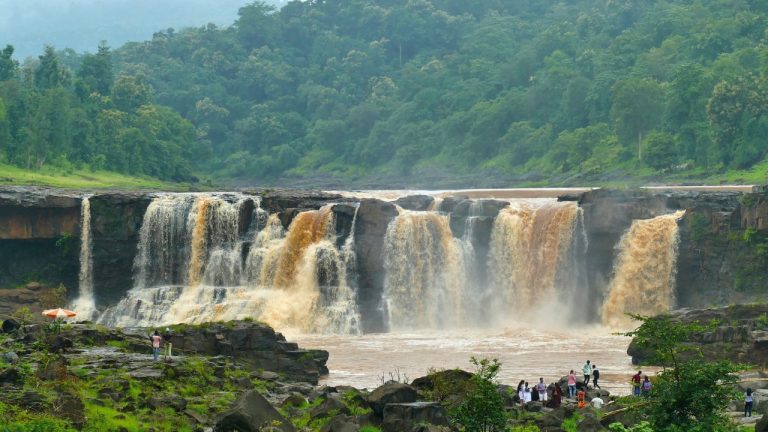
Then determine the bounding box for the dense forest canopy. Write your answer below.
[2,0,768,186]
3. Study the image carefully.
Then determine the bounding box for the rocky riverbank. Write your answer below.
[0,319,637,432]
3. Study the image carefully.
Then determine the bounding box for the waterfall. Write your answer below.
[99,197,360,334]
[382,211,469,330]
[487,200,583,320]
[71,196,96,319]
[601,211,685,328]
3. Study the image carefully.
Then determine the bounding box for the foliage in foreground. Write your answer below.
[452,357,507,432]
[620,314,742,432]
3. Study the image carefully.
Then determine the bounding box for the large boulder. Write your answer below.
[169,321,328,383]
[382,402,449,432]
[1,318,19,333]
[368,383,417,418]
[319,415,360,432]
[214,390,295,432]
[393,195,435,211]
[757,413,768,432]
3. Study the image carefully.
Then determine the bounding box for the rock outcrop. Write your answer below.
[168,321,329,384]
[627,304,768,366]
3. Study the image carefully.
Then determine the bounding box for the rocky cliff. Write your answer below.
[1,186,768,329]
[627,304,768,366]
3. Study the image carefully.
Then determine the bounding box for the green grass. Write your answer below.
[0,162,198,190]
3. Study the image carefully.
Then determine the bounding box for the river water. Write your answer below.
[291,325,643,396]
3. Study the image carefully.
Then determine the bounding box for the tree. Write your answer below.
[110,75,153,112]
[0,45,18,81]
[453,357,507,432]
[611,78,666,161]
[34,46,70,90]
[77,42,114,97]
[643,131,679,170]
[620,315,741,432]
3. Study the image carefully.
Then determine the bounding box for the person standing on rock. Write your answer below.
[592,365,601,389]
[150,330,162,361]
[568,370,577,397]
[517,379,525,406]
[550,382,564,408]
[641,376,652,397]
[536,377,548,402]
[745,388,754,417]
[582,360,592,387]
[162,327,173,360]
[632,370,642,396]
[523,382,532,403]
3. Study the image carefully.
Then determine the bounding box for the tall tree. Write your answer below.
[611,78,666,161]
[77,42,114,97]
[34,46,70,90]
[0,45,19,82]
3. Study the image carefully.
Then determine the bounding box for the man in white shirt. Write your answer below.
[591,397,604,409]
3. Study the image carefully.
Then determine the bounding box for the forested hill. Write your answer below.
[2,0,768,187]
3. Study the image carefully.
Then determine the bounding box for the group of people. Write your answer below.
[516,378,566,409]
[149,329,173,361]
[631,370,652,397]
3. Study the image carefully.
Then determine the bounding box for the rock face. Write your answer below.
[382,402,449,432]
[578,188,768,314]
[2,185,768,330]
[367,382,418,418]
[0,187,81,292]
[353,199,399,332]
[627,304,768,366]
[89,193,152,305]
[214,390,295,432]
[169,321,329,384]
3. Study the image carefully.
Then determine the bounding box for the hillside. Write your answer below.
[2,0,768,187]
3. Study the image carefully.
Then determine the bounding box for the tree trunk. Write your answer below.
[638,131,643,161]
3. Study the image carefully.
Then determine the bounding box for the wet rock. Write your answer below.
[128,366,163,380]
[214,389,295,432]
[2,351,19,364]
[0,367,21,385]
[170,321,328,384]
[280,393,307,408]
[393,195,434,211]
[382,402,449,432]
[354,199,399,332]
[1,318,19,333]
[254,371,280,381]
[36,355,68,380]
[319,414,360,432]
[577,412,606,431]
[310,395,350,419]
[18,391,46,412]
[56,392,85,428]
[757,414,768,432]
[368,382,418,418]
[147,394,188,412]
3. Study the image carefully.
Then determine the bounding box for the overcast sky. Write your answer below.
[0,0,285,60]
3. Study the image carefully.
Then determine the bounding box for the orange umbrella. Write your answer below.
[42,308,77,319]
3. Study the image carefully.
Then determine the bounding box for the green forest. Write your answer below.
[2,0,768,187]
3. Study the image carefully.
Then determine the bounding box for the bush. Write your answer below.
[452,357,507,432]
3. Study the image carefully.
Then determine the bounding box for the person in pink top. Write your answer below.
[150,330,162,361]
[567,370,577,398]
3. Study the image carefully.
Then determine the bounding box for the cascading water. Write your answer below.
[383,210,469,329]
[381,199,586,330]
[601,211,685,328]
[99,196,360,334]
[71,196,96,319]
[487,200,584,320]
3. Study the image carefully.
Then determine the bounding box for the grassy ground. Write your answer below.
[0,163,199,190]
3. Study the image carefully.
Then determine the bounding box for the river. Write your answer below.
[292,325,645,395]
